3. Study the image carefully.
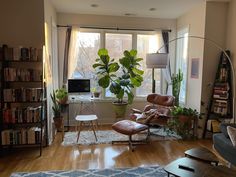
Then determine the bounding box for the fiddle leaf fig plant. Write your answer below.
[93,48,144,104]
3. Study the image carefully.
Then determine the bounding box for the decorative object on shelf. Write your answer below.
[50,90,63,131]
[55,87,68,104]
[146,53,168,93]
[167,106,200,139]
[147,35,235,138]
[171,69,183,106]
[93,48,144,118]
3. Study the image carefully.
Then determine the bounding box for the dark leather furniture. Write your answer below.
[130,93,175,126]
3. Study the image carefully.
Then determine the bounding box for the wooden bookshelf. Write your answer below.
[0,44,47,156]
[203,50,233,138]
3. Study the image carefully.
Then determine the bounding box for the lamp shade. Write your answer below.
[146,53,168,68]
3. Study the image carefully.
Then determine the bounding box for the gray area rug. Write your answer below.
[62,128,180,146]
[11,166,167,177]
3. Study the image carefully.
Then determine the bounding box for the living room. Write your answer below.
[1,0,236,176]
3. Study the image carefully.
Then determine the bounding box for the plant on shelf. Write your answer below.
[172,69,183,106]
[167,106,200,139]
[50,90,63,131]
[93,48,144,118]
[91,87,101,98]
[55,87,68,104]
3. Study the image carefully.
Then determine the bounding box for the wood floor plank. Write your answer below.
[0,126,226,177]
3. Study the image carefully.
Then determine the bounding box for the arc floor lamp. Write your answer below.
[146,35,235,124]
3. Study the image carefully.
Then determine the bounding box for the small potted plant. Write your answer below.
[91,87,101,98]
[50,90,63,131]
[55,87,68,105]
[167,106,200,139]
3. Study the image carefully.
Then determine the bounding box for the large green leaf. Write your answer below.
[100,55,110,64]
[132,68,144,75]
[98,75,110,88]
[130,49,137,57]
[123,50,130,57]
[130,77,142,87]
[98,48,108,57]
[120,79,130,86]
[108,63,119,73]
[109,82,121,94]
[93,63,104,68]
[119,57,131,69]
[134,58,143,62]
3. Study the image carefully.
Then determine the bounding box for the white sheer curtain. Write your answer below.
[68,27,80,79]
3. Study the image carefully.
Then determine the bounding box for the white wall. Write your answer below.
[57,13,177,124]
[0,0,44,47]
[177,3,206,111]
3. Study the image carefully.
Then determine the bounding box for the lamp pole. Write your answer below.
[157,35,235,124]
[152,68,155,93]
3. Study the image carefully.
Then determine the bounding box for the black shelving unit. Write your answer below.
[0,45,47,156]
[203,50,233,138]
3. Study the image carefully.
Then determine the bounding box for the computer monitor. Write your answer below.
[68,79,90,93]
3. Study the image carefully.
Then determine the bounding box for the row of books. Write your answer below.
[3,106,42,124]
[214,82,229,91]
[2,46,43,61]
[212,106,228,115]
[3,88,43,102]
[1,128,41,145]
[4,68,42,81]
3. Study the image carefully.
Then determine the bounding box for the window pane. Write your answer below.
[176,29,189,105]
[105,33,132,97]
[72,32,100,87]
[136,34,162,96]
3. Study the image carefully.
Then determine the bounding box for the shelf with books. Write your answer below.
[0,44,47,156]
[204,51,233,138]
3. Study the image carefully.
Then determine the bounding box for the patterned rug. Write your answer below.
[11,166,167,177]
[62,128,180,146]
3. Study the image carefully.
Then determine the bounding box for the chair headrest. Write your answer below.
[147,94,175,106]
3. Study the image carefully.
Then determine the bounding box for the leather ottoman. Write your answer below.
[112,120,150,151]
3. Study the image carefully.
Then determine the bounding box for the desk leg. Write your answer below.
[91,121,98,141]
[77,122,83,142]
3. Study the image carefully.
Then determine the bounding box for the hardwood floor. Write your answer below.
[0,126,225,177]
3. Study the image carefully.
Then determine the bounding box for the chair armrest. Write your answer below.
[131,108,143,114]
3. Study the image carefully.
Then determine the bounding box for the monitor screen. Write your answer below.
[68,79,90,93]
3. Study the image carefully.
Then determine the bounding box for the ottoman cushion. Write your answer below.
[112,120,148,135]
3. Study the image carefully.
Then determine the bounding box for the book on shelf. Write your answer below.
[214,82,229,91]
[219,67,228,82]
[1,127,42,145]
[3,46,42,61]
[3,88,43,102]
[4,67,42,81]
[3,106,42,124]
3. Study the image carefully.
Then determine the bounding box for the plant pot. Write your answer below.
[53,116,63,131]
[112,102,128,118]
[93,92,101,98]
[58,96,68,105]
[178,115,193,127]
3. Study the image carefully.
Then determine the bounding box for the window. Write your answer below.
[136,34,163,96]
[176,27,189,105]
[73,32,100,79]
[105,33,132,97]
[71,29,163,99]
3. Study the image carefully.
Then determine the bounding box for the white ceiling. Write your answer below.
[50,0,207,19]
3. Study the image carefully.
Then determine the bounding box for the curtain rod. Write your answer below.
[57,25,171,32]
